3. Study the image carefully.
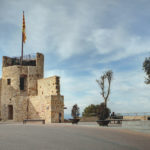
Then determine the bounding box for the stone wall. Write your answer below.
[28,96,52,123]
[1,65,25,121]
[123,115,150,121]
[36,53,44,78]
[28,95,64,123]
[0,64,39,121]
[38,76,60,96]
[51,95,64,123]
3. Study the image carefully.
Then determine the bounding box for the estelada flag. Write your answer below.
[22,11,26,43]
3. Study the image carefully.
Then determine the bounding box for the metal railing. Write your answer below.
[116,112,150,116]
[82,112,150,117]
[12,53,36,60]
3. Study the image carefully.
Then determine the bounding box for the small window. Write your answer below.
[7,79,11,85]
[20,77,25,90]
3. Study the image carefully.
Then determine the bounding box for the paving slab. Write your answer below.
[0,123,150,150]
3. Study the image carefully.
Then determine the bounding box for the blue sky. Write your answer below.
[0,0,150,118]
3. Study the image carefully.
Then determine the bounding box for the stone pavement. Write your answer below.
[0,123,150,150]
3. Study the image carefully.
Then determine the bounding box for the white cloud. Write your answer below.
[88,27,150,63]
[45,68,150,117]
[109,70,150,113]
[0,0,124,59]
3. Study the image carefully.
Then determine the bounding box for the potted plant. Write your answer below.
[71,104,80,124]
[97,103,110,126]
[96,70,113,126]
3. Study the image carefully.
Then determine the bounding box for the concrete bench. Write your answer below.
[23,119,45,124]
[109,119,123,124]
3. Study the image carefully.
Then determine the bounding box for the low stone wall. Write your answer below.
[123,116,150,121]
[80,115,150,122]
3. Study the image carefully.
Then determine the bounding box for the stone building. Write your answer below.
[0,53,64,123]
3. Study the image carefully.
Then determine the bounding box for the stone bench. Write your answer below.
[23,119,45,124]
[109,119,123,124]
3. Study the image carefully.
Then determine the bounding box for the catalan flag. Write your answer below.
[22,11,26,43]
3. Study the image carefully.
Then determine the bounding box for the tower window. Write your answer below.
[56,85,59,89]
[20,77,25,90]
[7,79,11,85]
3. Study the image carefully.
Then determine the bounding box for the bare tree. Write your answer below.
[96,70,113,107]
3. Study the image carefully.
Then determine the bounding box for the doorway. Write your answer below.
[59,113,61,123]
[8,105,13,120]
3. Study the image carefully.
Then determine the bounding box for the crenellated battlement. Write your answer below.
[2,53,43,68]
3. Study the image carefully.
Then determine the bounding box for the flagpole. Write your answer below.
[21,27,23,65]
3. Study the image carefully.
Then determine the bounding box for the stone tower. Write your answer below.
[0,53,64,123]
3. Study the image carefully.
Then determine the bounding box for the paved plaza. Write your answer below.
[0,123,150,150]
